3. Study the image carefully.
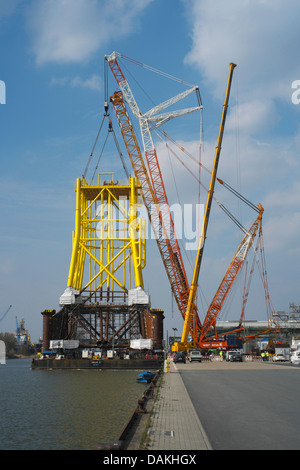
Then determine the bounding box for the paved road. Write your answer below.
[177,361,300,450]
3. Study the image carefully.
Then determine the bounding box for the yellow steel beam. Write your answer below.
[79,241,131,292]
[63,173,146,301]
[67,178,82,288]
[180,63,236,348]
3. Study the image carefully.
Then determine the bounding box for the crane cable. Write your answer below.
[118,53,199,90]
[118,55,206,169]
[112,54,257,235]
[216,178,260,213]
[157,125,258,217]
[160,140,251,235]
[110,125,130,179]
[83,58,130,181]
[91,131,110,182]
[83,59,110,180]
[83,115,106,180]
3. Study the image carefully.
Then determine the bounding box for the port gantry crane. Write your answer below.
[105,52,203,339]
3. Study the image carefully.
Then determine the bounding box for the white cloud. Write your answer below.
[264,211,300,254]
[226,99,277,135]
[70,74,102,91]
[254,179,300,255]
[263,181,300,212]
[50,74,102,91]
[184,0,300,103]
[49,77,69,87]
[26,0,154,65]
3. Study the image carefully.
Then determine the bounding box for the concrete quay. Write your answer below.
[145,361,212,450]
[124,358,299,450]
[124,360,212,450]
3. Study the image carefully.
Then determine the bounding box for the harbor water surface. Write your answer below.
[0,358,146,450]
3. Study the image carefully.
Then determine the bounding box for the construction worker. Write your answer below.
[261,351,265,361]
[266,351,269,361]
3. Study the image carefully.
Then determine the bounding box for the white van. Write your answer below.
[188,350,202,362]
[290,351,300,364]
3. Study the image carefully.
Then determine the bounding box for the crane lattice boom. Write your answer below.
[110,91,194,322]
[198,205,263,345]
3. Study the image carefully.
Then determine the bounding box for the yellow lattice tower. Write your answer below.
[59,173,148,306]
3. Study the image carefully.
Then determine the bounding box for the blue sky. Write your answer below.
[1,0,300,342]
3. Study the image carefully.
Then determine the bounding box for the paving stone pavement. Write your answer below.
[147,361,212,450]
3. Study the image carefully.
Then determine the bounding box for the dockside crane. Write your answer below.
[0,305,12,323]
[106,52,202,334]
